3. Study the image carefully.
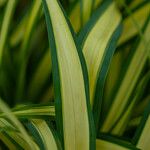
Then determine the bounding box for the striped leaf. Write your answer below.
[42,0,95,149]
[103,49,125,114]
[96,139,138,150]
[133,101,150,150]
[111,71,150,135]
[26,119,60,150]
[0,132,17,150]
[0,99,39,149]
[101,14,150,133]
[136,116,150,150]
[2,131,38,149]
[118,2,150,46]
[0,104,55,119]
[96,134,139,150]
[102,2,150,124]
[79,0,122,130]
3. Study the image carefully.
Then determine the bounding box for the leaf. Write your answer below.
[111,71,150,135]
[0,104,55,119]
[0,118,37,149]
[101,15,150,133]
[80,0,93,26]
[133,101,150,150]
[42,0,95,149]
[69,1,81,32]
[9,13,28,47]
[96,134,139,150]
[96,139,136,150]
[16,0,42,101]
[79,0,122,130]
[0,98,38,149]
[118,2,150,46]
[102,49,125,115]
[93,0,103,9]
[0,0,17,64]
[136,116,150,150]
[128,0,145,10]
[132,95,150,118]
[26,119,60,150]
[0,132,17,150]
[0,0,6,7]
[0,118,18,132]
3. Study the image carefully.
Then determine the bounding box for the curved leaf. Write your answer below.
[42,0,95,149]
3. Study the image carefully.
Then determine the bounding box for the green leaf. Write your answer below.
[103,49,125,114]
[101,15,150,133]
[96,139,137,150]
[132,95,150,118]
[93,0,103,9]
[0,0,6,7]
[0,98,38,149]
[80,0,93,26]
[111,71,150,135]
[96,134,139,150]
[118,2,150,46]
[0,0,17,64]
[0,118,37,149]
[42,0,95,149]
[0,132,17,150]
[79,0,122,130]
[69,1,81,32]
[0,104,55,119]
[26,119,60,150]
[9,13,28,47]
[133,101,150,150]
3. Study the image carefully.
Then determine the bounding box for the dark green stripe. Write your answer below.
[42,0,63,147]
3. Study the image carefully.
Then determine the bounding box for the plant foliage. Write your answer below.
[0,0,150,149]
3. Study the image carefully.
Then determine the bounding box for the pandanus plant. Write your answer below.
[0,0,150,149]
